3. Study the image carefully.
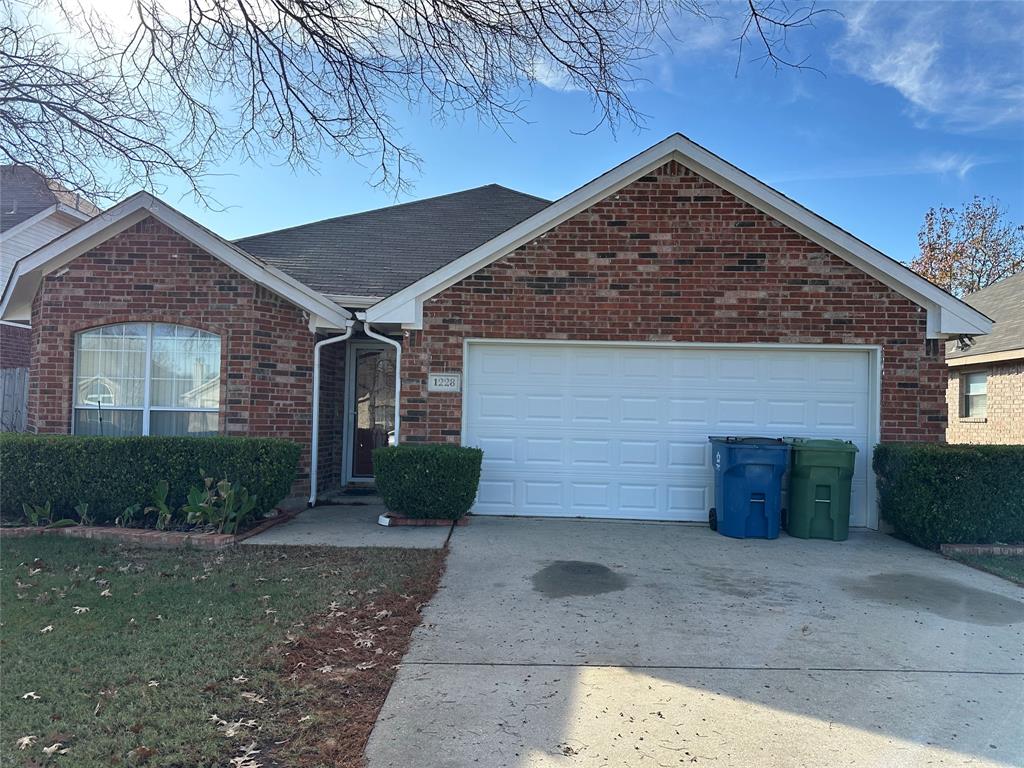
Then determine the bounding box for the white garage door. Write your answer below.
[463,342,875,526]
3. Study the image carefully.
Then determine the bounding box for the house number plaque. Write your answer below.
[427,372,462,393]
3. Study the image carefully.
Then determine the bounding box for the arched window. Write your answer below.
[73,323,221,436]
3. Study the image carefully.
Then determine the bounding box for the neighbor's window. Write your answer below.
[961,371,988,419]
[73,323,221,436]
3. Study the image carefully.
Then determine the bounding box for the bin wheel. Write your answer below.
[708,508,717,531]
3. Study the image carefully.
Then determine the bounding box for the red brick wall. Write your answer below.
[403,160,946,443]
[1,323,31,369]
[27,216,319,493]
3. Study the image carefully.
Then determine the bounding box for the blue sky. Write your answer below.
[164,0,1024,265]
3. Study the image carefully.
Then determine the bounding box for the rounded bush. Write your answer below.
[373,444,483,519]
[873,443,1024,549]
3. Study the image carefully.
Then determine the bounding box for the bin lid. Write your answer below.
[783,437,858,452]
[708,436,786,446]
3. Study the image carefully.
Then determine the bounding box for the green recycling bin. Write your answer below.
[784,438,858,541]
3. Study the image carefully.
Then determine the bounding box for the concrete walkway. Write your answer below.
[243,502,451,549]
[367,517,1024,767]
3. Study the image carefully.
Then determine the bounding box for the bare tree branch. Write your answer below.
[1,0,830,204]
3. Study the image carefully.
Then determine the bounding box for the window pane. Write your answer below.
[150,411,218,437]
[965,373,987,396]
[74,325,146,407]
[74,408,143,436]
[150,325,221,408]
[967,394,988,418]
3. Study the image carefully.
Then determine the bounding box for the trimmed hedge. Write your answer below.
[373,445,483,520]
[0,434,301,525]
[873,443,1024,549]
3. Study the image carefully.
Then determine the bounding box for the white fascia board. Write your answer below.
[0,192,352,330]
[366,134,992,338]
[0,205,59,242]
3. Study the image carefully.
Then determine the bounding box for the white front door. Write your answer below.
[462,341,877,526]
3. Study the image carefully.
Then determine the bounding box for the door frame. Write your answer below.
[342,340,395,484]
[460,338,883,529]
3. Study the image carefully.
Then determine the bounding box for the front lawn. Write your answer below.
[948,552,1024,586]
[0,537,444,767]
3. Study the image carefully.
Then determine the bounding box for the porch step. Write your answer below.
[317,488,383,507]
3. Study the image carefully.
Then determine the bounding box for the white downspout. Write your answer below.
[360,316,402,448]
[309,323,355,506]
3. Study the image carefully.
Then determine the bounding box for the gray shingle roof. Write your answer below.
[0,165,100,232]
[234,184,550,300]
[947,271,1024,359]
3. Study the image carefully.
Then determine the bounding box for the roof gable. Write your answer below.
[364,134,992,338]
[0,192,351,330]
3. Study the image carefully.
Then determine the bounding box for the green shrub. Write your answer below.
[373,444,483,519]
[873,443,1024,549]
[0,434,301,526]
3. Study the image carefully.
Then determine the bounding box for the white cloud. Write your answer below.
[771,151,994,184]
[834,1,1024,130]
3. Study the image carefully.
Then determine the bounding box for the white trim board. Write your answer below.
[0,192,352,331]
[0,203,92,244]
[366,133,991,339]
[460,338,882,529]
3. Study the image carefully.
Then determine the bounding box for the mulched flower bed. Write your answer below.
[0,508,299,549]
[260,552,446,767]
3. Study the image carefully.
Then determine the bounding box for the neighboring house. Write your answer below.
[946,272,1023,444]
[0,134,991,529]
[1,166,99,429]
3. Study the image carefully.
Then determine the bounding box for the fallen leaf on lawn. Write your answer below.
[231,676,249,684]
[42,742,66,756]
[28,568,42,577]
[374,609,392,620]
[100,589,112,598]
[21,691,40,700]
[128,746,154,760]
[328,601,340,610]
[228,742,262,768]
[297,715,312,723]
[221,719,258,738]
[239,692,268,705]
[355,661,378,671]
[317,665,334,674]
[72,606,90,615]
[264,609,277,615]
[147,680,159,688]
[16,735,37,749]
[40,625,53,634]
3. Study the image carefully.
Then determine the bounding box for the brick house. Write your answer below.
[0,135,991,528]
[946,272,1023,444]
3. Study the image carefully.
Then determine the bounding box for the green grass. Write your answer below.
[948,553,1024,585]
[0,537,441,766]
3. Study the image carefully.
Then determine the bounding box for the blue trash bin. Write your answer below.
[708,436,790,539]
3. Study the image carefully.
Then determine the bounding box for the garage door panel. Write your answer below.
[464,344,873,525]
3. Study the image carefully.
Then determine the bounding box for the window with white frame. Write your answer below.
[73,323,221,436]
[961,370,988,419]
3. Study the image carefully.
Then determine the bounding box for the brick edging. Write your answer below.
[0,508,299,550]
[940,543,1024,557]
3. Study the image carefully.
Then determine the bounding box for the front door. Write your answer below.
[348,344,396,480]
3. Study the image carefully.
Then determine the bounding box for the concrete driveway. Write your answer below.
[366,518,1024,767]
